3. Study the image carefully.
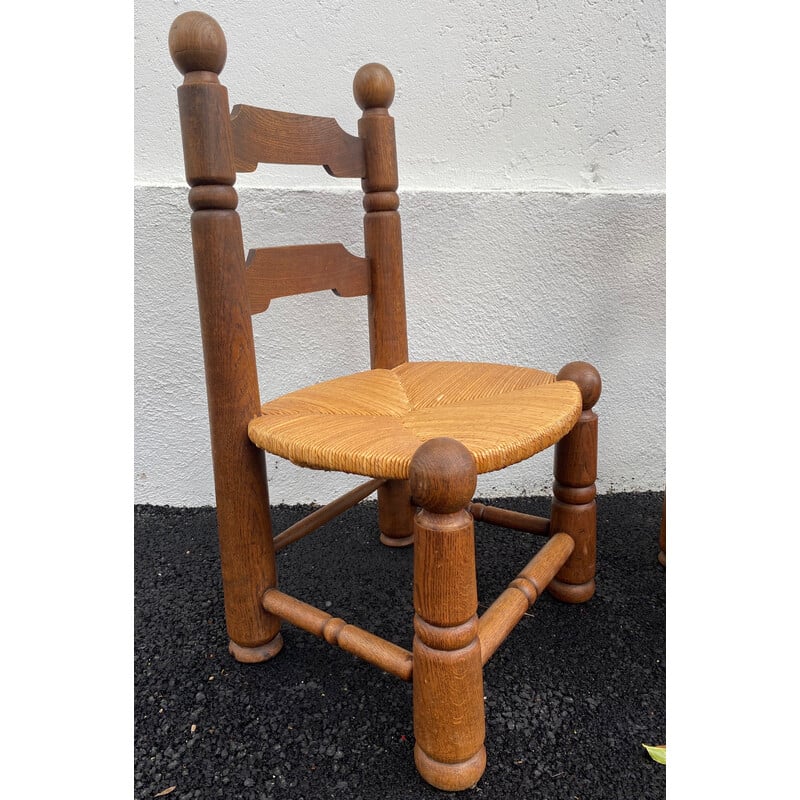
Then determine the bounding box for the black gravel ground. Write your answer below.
[134,492,665,800]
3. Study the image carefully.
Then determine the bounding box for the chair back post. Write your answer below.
[169,12,281,655]
[354,65,416,546]
[353,64,409,370]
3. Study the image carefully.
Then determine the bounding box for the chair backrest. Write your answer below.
[169,10,409,398]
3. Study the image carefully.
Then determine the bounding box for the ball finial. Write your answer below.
[557,361,602,409]
[169,11,227,76]
[410,438,477,514]
[353,63,395,110]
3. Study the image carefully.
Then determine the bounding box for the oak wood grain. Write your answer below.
[245,243,371,314]
[231,104,365,177]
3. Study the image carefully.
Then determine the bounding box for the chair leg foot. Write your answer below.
[548,577,595,604]
[228,633,284,664]
[414,744,487,792]
[379,531,415,547]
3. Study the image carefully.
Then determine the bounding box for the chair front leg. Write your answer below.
[548,361,601,604]
[409,438,486,791]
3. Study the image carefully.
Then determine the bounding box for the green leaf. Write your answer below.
[642,744,666,764]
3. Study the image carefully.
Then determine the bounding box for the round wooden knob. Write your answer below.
[169,11,227,75]
[410,438,477,514]
[353,63,395,110]
[557,361,602,409]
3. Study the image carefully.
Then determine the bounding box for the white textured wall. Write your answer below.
[135,0,665,505]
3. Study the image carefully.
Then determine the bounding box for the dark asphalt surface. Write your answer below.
[134,491,665,799]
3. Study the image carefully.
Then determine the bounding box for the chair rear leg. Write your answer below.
[378,479,415,546]
[216,446,284,663]
[191,210,284,663]
[198,463,283,663]
[169,18,284,663]
[409,438,486,791]
[548,361,601,604]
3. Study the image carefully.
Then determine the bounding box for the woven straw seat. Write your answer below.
[249,361,582,479]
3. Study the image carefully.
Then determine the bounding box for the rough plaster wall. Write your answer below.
[138,0,664,191]
[135,0,665,505]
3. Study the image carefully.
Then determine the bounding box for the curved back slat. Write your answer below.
[231,104,365,178]
[245,243,371,314]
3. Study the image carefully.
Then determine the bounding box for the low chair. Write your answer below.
[168,11,601,791]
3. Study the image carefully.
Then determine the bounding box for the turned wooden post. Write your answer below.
[353,64,414,547]
[377,478,415,547]
[548,361,601,604]
[409,438,486,791]
[169,12,283,663]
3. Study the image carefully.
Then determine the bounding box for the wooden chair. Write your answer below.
[168,11,602,791]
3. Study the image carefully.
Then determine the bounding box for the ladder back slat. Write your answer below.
[231,104,365,177]
[245,243,371,314]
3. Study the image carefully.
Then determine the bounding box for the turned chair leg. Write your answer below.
[409,438,486,791]
[378,479,415,547]
[548,362,601,604]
